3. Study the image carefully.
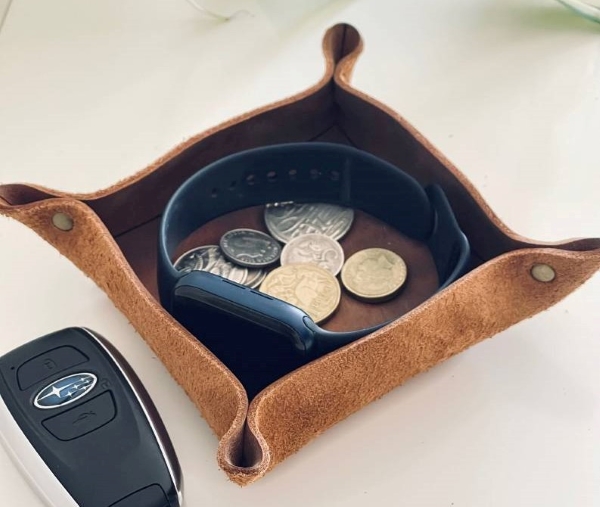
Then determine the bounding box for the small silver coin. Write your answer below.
[244,268,267,289]
[173,245,248,284]
[219,228,281,268]
[264,202,354,244]
[280,233,345,276]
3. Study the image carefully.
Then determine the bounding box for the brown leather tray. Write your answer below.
[0,24,598,485]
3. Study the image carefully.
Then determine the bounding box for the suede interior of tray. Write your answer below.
[113,125,466,398]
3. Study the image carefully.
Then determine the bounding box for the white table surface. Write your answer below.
[0,1,599,505]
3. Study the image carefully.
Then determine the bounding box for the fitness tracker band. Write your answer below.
[157,143,470,396]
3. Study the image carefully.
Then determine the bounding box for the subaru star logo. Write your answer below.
[34,373,98,410]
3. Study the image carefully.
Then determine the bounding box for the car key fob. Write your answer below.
[0,327,182,507]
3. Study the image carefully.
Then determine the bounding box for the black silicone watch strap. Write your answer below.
[158,143,470,351]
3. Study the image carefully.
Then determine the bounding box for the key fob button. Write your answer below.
[17,346,88,390]
[109,484,169,507]
[42,391,116,441]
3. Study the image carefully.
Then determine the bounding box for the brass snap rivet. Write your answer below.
[52,212,74,231]
[531,263,556,283]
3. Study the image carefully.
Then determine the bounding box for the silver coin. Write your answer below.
[173,245,248,284]
[219,228,281,268]
[264,202,354,244]
[243,268,267,289]
[280,233,345,276]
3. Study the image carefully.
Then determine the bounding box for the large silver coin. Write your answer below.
[173,245,248,284]
[264,203,354,244]
[280,233,345,276]
[219,228,281,268]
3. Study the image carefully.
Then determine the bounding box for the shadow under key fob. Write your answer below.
[0,327,183,507]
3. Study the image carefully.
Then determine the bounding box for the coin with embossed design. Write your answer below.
[280,233,344,276]
[244,268,267,289]
[173,245,248,284]
[341,248,407,301]
[259,264,341,323]
[220,228,281,268]
[264,202,354,244]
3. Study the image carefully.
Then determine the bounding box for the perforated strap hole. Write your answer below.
[211,188,219,198]
[267,171,277,183]
[310,168,321,180]
[246,174,256,186]
[288,169,297,179]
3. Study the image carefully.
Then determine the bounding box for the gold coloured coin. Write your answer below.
[341,248,407,301]
[259,264,341,323]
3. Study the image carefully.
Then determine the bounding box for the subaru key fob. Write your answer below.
[0,327,182,507]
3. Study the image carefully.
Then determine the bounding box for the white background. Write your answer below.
[0,1,599,505]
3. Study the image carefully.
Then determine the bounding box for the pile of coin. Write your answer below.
[174,202,408,323]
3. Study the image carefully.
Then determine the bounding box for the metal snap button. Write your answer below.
[530,263,556,283]
[52,212,74,231]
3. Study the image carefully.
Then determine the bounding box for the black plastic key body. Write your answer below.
[0,327,182,507]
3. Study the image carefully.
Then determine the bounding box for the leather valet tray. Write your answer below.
[0,24,598,485]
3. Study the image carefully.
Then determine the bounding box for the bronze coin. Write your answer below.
[341,248,407,302]
[259,264,341,323]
